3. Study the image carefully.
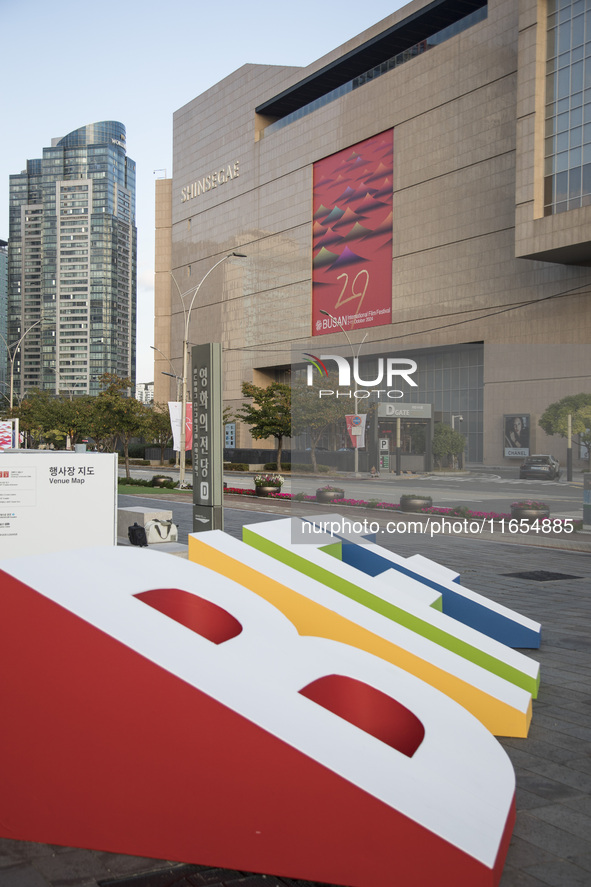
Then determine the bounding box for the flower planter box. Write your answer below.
[316,489,345,504]
[510,506,550,522]
[400,496,432,513]
[255,486,281,497]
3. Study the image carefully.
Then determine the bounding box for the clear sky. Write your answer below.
[0,0,406,383]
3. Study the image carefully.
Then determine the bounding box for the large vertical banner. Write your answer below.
[168,402,193,451]
[0,420,18,450]
[312,130,393,336]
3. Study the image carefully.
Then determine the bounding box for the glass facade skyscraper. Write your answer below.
[8,121,136,398]
[544,0,591,214]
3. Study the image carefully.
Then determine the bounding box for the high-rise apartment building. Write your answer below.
[135,381,154,404]
[0,239,7,396]
[8,121,136,399]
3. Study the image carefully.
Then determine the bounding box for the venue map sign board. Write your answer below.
[0,451,117,559]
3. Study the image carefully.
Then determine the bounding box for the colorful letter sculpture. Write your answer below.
[0,543,519,887]
[189,530,533,737]
[330,521,542,647]
[241,517,540,697]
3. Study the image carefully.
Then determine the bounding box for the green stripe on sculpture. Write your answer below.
[242,526,540,698]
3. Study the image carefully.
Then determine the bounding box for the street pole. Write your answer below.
[0,319,43,411]
[452,414,464,470]
[171,252,246,488]
[152,345,182,467]
[319,309,367,476]
[567,413,573,482]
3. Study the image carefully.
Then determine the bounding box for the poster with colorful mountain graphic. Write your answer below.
[312,130,393,336]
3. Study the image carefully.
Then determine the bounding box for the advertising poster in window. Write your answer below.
[312,130,393,336]
[504,414,530,458]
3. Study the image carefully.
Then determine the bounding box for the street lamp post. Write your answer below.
[151,345,181,398]
[0,319,44,410]
[171,252,246,488]
[319,309,367,476]
[452,414,464,469]
[151,344,182,468]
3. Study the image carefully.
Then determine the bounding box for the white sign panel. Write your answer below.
[0,452,117,559]
[378,403,432,418]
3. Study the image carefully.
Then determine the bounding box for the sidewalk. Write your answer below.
[1,501,590,886]
[117,488,591,555]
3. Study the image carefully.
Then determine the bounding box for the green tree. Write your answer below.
[146,402,173,465]
[13,390,58,448]
[538,393,591,466]
[234,381,291,473]
[14,390,93,449]
[291,371,350,472]
[432,422,466,469]
[55,396,94,448]
[90,375,153,478]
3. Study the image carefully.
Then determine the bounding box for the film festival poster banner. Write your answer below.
[346,413,368,449]
[0,421,16,450]
[312,130,393,336]
[168,402,193,451]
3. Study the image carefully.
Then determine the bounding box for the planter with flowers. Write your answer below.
[400,493,433,513]
[316,484,345,504]
[254,474,284,497]
[510,500,550,522]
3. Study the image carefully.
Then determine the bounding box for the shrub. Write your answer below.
[117,477,151,487]
[264,462,291,472]
[224,462,249,471]
[151,475,176,489]
[291,463,330,473]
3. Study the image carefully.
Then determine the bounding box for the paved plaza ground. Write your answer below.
[1,495,590,887]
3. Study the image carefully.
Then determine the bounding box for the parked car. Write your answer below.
[519,454,561,480]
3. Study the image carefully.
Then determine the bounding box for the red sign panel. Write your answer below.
[345,413,367,449]
[312,130,393,336]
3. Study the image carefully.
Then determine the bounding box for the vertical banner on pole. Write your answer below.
[345,414,366,448]
[192,343,223,532]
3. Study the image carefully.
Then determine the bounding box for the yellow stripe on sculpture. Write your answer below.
[188,532,532,737]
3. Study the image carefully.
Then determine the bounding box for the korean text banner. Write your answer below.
[312,130,393,336]
[168,402,193,451]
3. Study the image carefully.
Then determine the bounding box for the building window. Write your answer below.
[544,0,591,214]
